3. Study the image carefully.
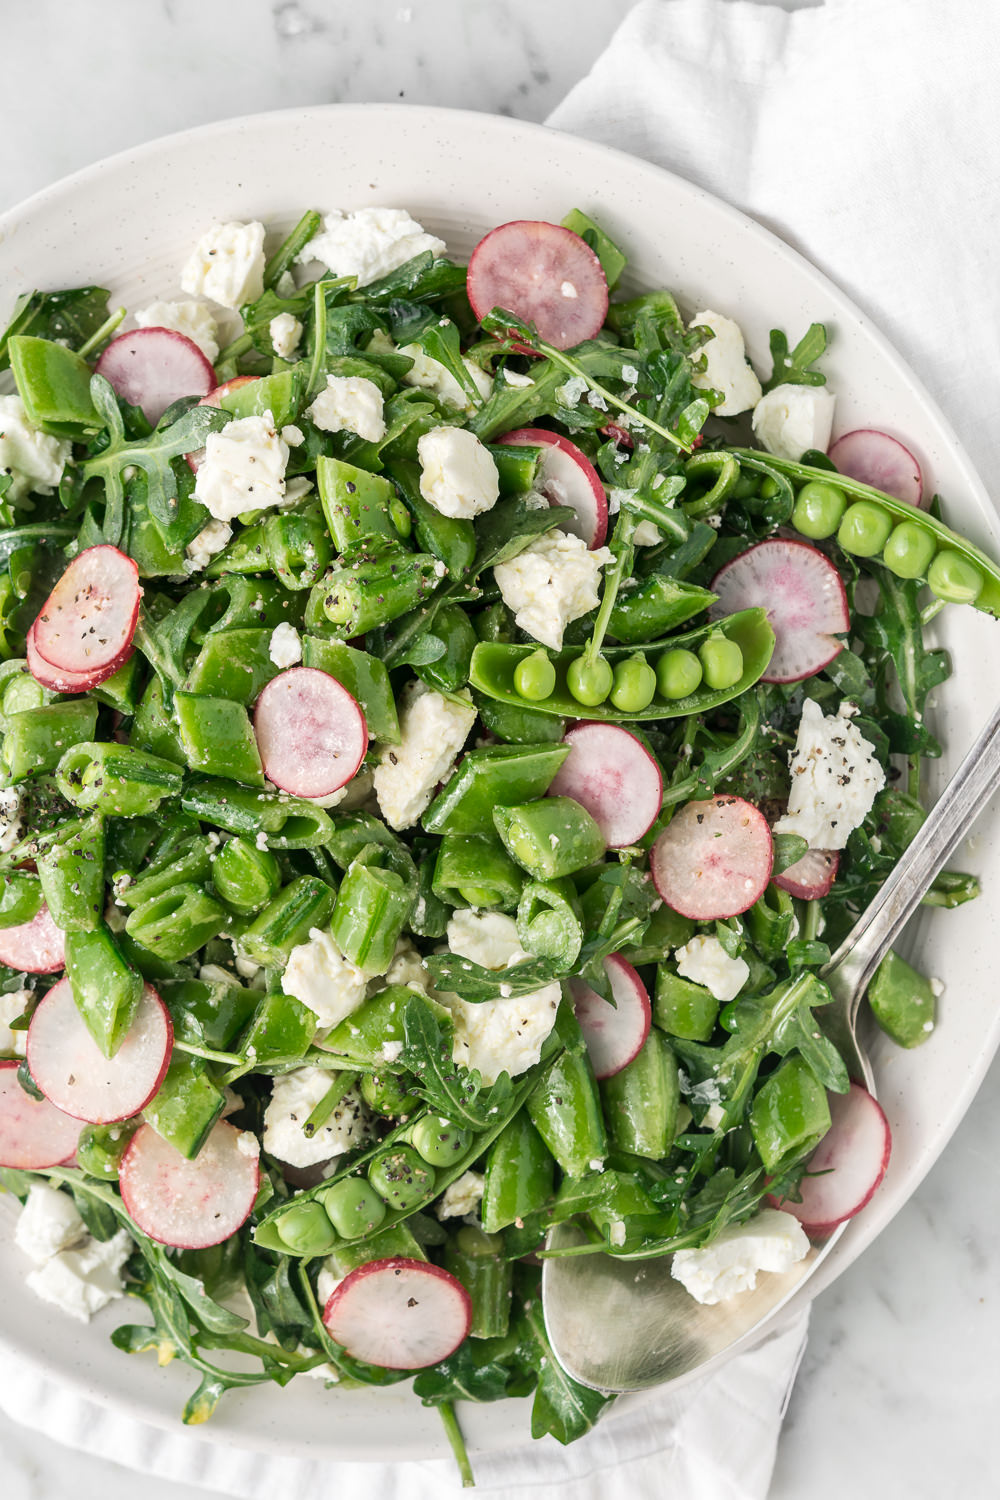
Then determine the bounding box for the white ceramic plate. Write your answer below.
[1,103,999,1462]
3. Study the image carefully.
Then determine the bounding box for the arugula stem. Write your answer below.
[134,609,184,689]
[535,340,690,452]
[172,1038,244,1067]
[264,209,322,290]
[584,510,636,667]
[920,597,946,626]
[216,332,253,365]
[801,899,822,944]
[77,306,127,359]
[438,1401,476,1488]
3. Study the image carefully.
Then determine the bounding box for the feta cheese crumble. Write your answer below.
[670,1209,810,1305]
[269,311,303,360]
[262,1066,368,1168]
[268,621,302,668]
[674,934,750,1003]
[417,426,500,519]
[307,374,386,443]
[447,909,525,970]
[0,987,30,1056]
[301,207,446,287]
[493,529,613,651]
[399,341,493,414]
[688,310,762,416]
[0,786,24,854]
[282,928,368,1029]
[443,909,560,1084]
[373,683,476,830]
[185,517,232,573]
[194,411,289,523]
[22,1218,132,1323]
[181,220,267,310]
[436,1170,485,1220]
[774,699,886,851]
[0,394,71,503]
[134,300,220,363]
[752,384,836,461]
[14,1185,88,1263]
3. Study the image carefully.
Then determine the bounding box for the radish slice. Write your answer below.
[32,545,140,683]
[0,903,66,974]
[497,428,608,548]
[547,722,662,846]
[323,1257,472,1369]
[27,979,172,1125]
[774,848,839,900]
[829,430,924,508]
[709,539,849,684]
[770,1082,891,1237]
[119,1120,260,1249]
[651,794,773,920]
[0,1060,82,1170]
[254,668,368,799]
[600,421,634,451]
[27,623,102,694]
[468,220,609,351]
[569,954,651,1080]
[187,376,260,472]
[95,327,215,426]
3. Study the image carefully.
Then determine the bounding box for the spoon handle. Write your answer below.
[823,697,1000,1012]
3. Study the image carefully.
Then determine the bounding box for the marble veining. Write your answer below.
[1,2,998,1497]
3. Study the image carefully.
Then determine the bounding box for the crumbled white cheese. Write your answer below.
[443,909,559,1084]
[181,220,267,310]
[0,987,30,1056]
[398,342,492,414]
[282,928,368,1029]
[268,621,303,668]
[752,384,836,461]
[197,963,235,986]
[0,394,71,503]
[670,1209,810,1305]
[557,375,588,407]
[134,300,220,362]
[262,1066,368,1168]
[185,517,232,572]
[25,1229,132,1323]
[633,521,663,546]
[307,374,386,443]
[436,1170,485,1220]
[608,1220,627,1247]
[380,1039,404,1063]
[282,424,305,447]
[235,954,262,979]
[417,426,500,519]
[0,786,24,854]
[674,935,750,1003]
[447,909,525,970]
[774,699,886,851]
[373,683,476,830]
[269,311,303,360]
[14,1185,87,1263]
[501,368,534,389]
[316,1262,344,1308]
[688,310,762,416]
[193,411,289,523]
[382,938,429,994]
[493,529,612,651]
[301,207,446,287]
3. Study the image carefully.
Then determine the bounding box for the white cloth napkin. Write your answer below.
[6,0,998,1494]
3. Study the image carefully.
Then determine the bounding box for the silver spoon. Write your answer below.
[542,696,1000,1395]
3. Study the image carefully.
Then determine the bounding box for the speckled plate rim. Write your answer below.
[0,101,998,1464]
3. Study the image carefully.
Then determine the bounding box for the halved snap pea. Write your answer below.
[882,520,938,580]
[837,500,894,557]
[791,479,847,540]
[927,549,984,604]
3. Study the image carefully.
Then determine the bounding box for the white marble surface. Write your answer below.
[1,2,997,1496]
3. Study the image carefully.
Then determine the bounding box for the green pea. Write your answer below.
[698,635,744,690]
[359,1069,422,1117]
[368,1144,437,1211]
[759,476,780,500]
[317,1177,388,1239]
[927,549,984,604]
[456,1224,504,1257]
[609,655,657,713]
[791,480,847,540]
[566,655,613,706]
[837,501,893,557]
[731,473,760,500]
[883,521,937,579]
[513,649,556,702]
[656,648,703,700]
[409,1114,473,1166]
[276,1201,339,1256]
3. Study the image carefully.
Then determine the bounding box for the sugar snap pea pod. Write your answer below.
[130,678,186,765]
[385,458,477,576]
[409,849,451,938]
[493,797,605,882]
[218,369,301,429]
[76,1120,140,1180]
[0,872,44,930]
[485,442,541,497]
[325,812,417,894]
[300,635,399,743]
[422,742,571,836]
[202,521,270,579]
[516,878,584,967]
[184,629,278,706]
[174,692,264,786]
[653,967,719,1042]
[318,541,443,636]
[237,874,337,967]
[56,742,184,816]
[618,904,694,966]
[431,831,525,910]
[125,882,230,961]
[475,696,566,745]
[117,836,214,910]
[414,604,478,694]
[35,814,105,932]
[323,1221,427,1276]
[681,450,741,517]
[2,700,98,782]
[159,976,258,1049]
[330,847,413,976]
[235,989,317,1069]
[746,884,796,963]
[181,779,334,849]
[210,836,281,915]
[143,1051,225,1160]
[444,1225,513,1339]
[0,660,49,723]
[608,574,717,644]
[64,923,144,1058]
[526,1047,607,1178]
[868,949,937,1048]
[8,334,100,436]
[322,984,436,1066]
[749,1054,832,1173]
[316,456,405,551]
[264,510,332,592]
[481,1110,554,1234]
[196,576,306,638]
[600,1028,680,1159]
[469,607,776,721]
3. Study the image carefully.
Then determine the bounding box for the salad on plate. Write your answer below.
[0,202,994,1479]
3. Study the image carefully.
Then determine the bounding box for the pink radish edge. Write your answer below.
[497,427,608,549]
[0,1061,83,1170]
[323,1257,472,1369]
[253,667,369,800]
[468,220,609,352]
[547,721,662,847]
[829,429,924,508]
[569,954,651,1080]
[774,848,839,901]
[0,902,66,974]
[769,1082,891,1237]
[95,327,216,426]
[119,1120,260,1249]
[651,794,773,921]
[31,545,140,681]
[709,538,849,685]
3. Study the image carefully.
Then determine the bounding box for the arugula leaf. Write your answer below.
[400,994,519,1128]
[763,323,828,392]
[0,286,110,370]
[411,318,485,407]
[413,1333,535,1406]
[421,953,562,1003]
[522,1301,615,1444]
[473,496,575,571]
